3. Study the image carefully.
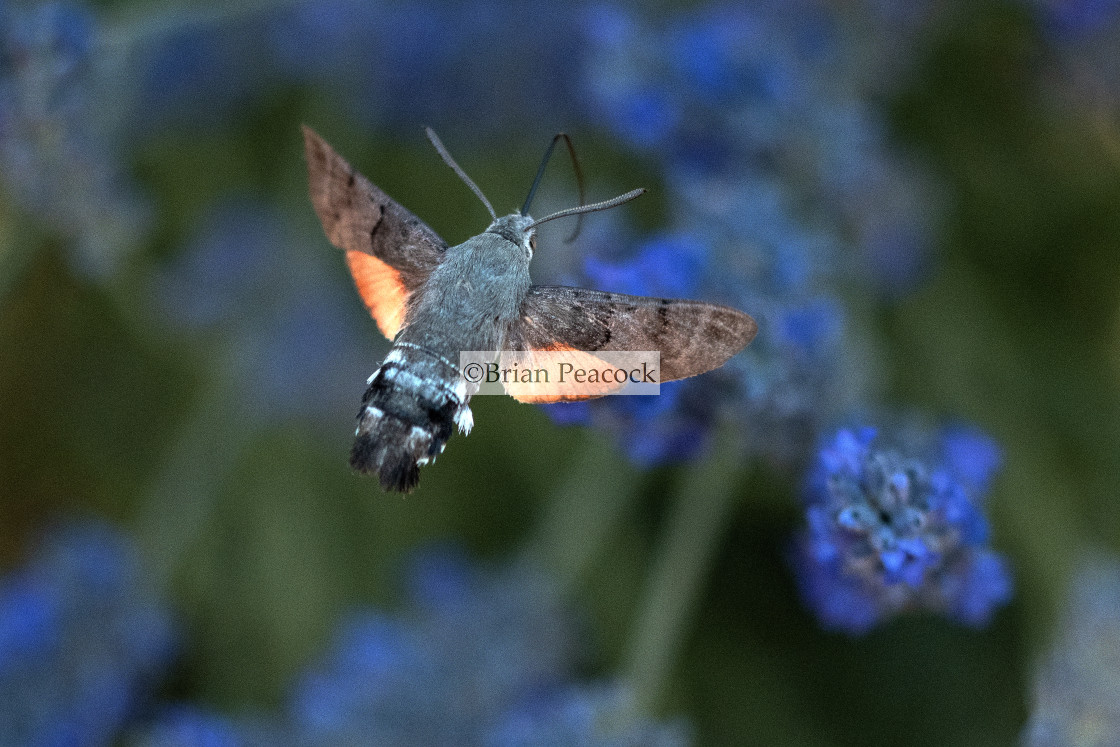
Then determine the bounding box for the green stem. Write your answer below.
[0,211,38,309]
[523,432,641,593]
[135,345,257,590]
[624,431,743,714]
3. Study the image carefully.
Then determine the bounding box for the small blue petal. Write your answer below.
[583,233,707,299]
[140,705,248,747]
[940,425,1002,496]
[403,543,476,611]
[774,300,843,357]
[581,3,636,47]
[668,17,741,98]
[331,614,417,676]
[0,579,62,668]
[792,544,883,634]
[606,86,680,148]
[541,401,593,427]
[946,551,1014,627]
[1035,0,1120,39]
[880,549,906,575]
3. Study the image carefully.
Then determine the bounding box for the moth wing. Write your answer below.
[497,347,629,404]
[505,285,757,403]
[303,125,448,339]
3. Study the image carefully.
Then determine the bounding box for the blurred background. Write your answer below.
[2,0,1120,744]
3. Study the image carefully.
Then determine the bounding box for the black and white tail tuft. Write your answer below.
[349,343,471,493]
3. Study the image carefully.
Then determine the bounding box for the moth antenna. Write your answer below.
[425,127,497,221]
[527,188,646,230]
[520,133,587,243]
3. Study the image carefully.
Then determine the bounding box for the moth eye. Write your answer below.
[529,234,537,254]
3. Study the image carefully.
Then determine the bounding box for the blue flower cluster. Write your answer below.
[1022,552,1120,746]
[273,0,584,137]
[1030,0,1120,40]
[792,426,1013,633]
[1,0,590,286]
[0,0,150,278]
[153,198,372,424]
[0,523,684,745]
[0,520,177,746]
[581,1,940,295]
[125,6,281,135]
[135,546,687,746]
[131,705,281,747]
[288,547,584,745]
[130,0,584,140]
[544,1,947,465]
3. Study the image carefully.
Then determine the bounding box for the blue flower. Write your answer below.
[0,0,150,279]
[541,231,728,464]
[557,2,945,467]
[288,551,584,745]
[772,299,843,358]
[153,198,371,424]
[1022,552,1120,745]
[599,84,681,150]
[263,0,586,136]
[581,1,940,297]
[134,547,685,745]
[545,379,714,466]
[939,424,1003,496]
[131,705,268,747]
[130,13,277,134]
[1031,0,1120,39]
[792,426,1013,633]
[583,233,706,299]
[486,684,690,747]
[123,0,590,143]
[284,549,687,743]
[0,520,177,746]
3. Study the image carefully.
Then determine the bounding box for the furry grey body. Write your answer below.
[353,215,534,490]
[403,215,533,355]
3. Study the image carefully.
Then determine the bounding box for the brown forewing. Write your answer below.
[303,125,447,338]
[513,285,758,383]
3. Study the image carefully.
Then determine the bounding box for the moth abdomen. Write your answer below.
[350,343,469,493]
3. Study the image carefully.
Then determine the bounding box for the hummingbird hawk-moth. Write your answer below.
[303,126,757,492]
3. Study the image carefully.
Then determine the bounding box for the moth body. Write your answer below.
[303,125,758,493]
[352,215,534,490]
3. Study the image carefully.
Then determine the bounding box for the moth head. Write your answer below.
[424,127,644,260]
[487,213,537,259]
